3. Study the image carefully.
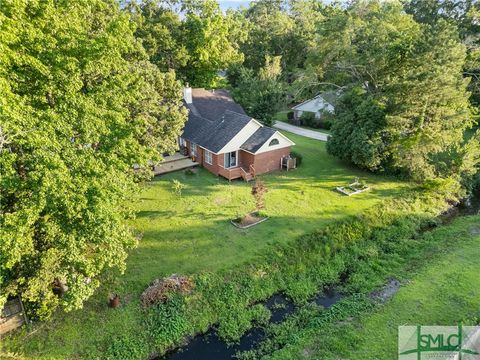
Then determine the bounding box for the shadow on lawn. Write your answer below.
[149,166,407,201]
[137,209,240,221]
[258,164,410,197]
[143,138,408,202]
[132,211,357,265]
[135,173,409,244]
[137,210,178,219]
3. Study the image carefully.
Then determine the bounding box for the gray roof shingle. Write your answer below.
[182,112,215,145]
[190,88,246,120]
[194,110,252,153]
[240,127,276,153]
[181,89,253,153]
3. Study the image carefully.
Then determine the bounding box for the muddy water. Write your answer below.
[161,291,342,360]
[458,191,480,215]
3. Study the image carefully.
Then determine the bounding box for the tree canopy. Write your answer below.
[230,56,285,126]
[404,0,480,107]
[0,0,186,318]
[130,0,245,87]
[320,2,475,180]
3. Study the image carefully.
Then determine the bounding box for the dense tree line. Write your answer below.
[1,0,479,318]
[225,0,480,183]
[321,2,476,181]
[127,0,245,87]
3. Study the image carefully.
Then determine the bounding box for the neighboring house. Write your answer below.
[180,87,295,181]
[291,91,337,124]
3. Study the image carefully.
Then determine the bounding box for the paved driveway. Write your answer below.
[273,121,330,141]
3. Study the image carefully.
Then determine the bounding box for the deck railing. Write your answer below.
[249,164,256,177]
[240,167,251,181]
[218,165,242,180]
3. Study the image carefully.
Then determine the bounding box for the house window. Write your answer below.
[224,151,237,168]
[191,143,197,156]
[269,139,280,146]
[204,150,213,165]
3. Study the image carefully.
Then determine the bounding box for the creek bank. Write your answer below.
[160,290,343,360]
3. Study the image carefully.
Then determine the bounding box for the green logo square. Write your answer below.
[399,326,480,359]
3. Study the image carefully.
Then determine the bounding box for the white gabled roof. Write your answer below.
[292,94,335,113]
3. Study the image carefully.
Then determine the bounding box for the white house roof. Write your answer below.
[292,92,337,113]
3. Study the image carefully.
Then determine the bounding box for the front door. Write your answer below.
[224,151,237,168]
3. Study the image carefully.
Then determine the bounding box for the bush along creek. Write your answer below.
[160,290,343,360]
[105,179,474,360]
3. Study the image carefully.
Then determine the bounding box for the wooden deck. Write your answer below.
[218,165,254,181]
[153,154,199,175]
[1,298,28,336]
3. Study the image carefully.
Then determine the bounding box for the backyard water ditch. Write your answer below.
[159,289,343,360]
[452,190,480,216]
[158,191,480,360]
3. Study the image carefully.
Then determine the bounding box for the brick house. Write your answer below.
[180,87,295,181]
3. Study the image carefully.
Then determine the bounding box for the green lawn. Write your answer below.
[2,132,409,359]
[270,215,480,359]
[128,132,407,289]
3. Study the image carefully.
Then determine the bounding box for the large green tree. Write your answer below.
[0,0,186,318]
[320,1,475,181]
[180,0,244,87]
[131,0,244,88]
[238,0,294,72]
[231,56,285,126]
[404,0,480,107]
[235,0,324,75]
[128,0,189,72]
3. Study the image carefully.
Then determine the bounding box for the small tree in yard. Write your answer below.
[172,179,186,196]
[251,180,268,212]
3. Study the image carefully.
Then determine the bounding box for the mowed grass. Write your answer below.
[278,215,480,360]
[125,132,407,291]
[2,132,409,359]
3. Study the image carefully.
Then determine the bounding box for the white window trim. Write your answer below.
[224,150,238,168]
[179,137,186,147]
[191,143,197,156]
[204,150,213,165]
[255,131,295,154]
